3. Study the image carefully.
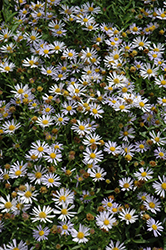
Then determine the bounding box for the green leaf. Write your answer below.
[77,205,84,214]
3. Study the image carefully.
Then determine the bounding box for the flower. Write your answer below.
[30,140,49,158]
[30,205,55,223]
[149,130,166,146]
[118,208,138,224]
[96,211,116,231]
[27,165,47,184]
[59,220,74,235]
[82,133,102,146]
[17,183,38,204]
[33,225,50,242]
[71,120,92,137]
[0,194,17,213]
[41,173,61,188]
[52,188,74,206]
[119,177,133,191]
[104,141,121,155]
[71,224,90,244]
[36,115,54,128]
[152,175,166,198]
[2,119,21,134]
[22,55,39,68]
[143,195,161,214]
[140,63,159,79]
[106,240,126,250]
[0,60,15,73]
[44,146,62,165]
[54,204,76,221]
[147,218,163,237]
[4,239,28,250]
[134,167,153,181]
[89,166,107,182]
[83,147,103,164]
[9,161,27,179]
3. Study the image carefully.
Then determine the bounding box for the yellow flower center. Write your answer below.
[96,37,101,42]
[39,211,46,218]
[44,49,49,54]
[160,13,165,18]
[39,230,45,236]
[89,138,95,143]
[54,24,59,29]
[13,248,19,250]
[95,173,102,178]
[77,232,84,239]
[110,147,115,152]
[119,105,125,110]
[3,174,9,180]
[154,137,160,142]
[75,88,79,94]
[139,102,145,107]
[35,172,42,179]
[9,125,16,131]
[123,131,128,136]
[147,69,152,74]
[132,27,138,32]
[139,42,144,46]
[5,202,12,209]
[62,224,68,230]
[152,54,157,58]
[107,202,112,207]
[159,152,164,157]
[86,52,92,58]
[83,18,88,22]
[112,248,119,250]
[55,45,60,50]
[25,191,32,198]
[125,213,132,220]
[113,54,119,60]
[45,108,51,112]
[48,178,54,183]
[123,183,130,188]
[61,208,67,215]
[161,80,166,85]
[4,66,11,71]
[104,219,110,225]
[141,172,147,177]
[29,60,34,65]
[68,52,73,57]
[4,34,8,39]
[152,224,157,230]
[162,99,166,103]
[58,74,63,78]
[161,183,166,189]
[114,78,120,84]
[50,153,56,159]
[139,144,144,149]
[92,108,98,114]
[79,125,85,130]
[90,153,96,159]
[58,117,63,122]
[47,70,52,74]
[59,195,66,202]
[30,35,36,41]
[141,195,146,201]
[15,170,22,176]
[149,202,155,208]
[112,208,118,213]
[38,146,44,152]
[42,120,49,125]
[17,88,24,94]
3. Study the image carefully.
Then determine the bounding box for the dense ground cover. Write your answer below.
[0,0,166,249]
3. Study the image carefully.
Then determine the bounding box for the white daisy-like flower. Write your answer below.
[71,224,90,244]
[82,133,102,146]
[0,194,17,213]
[119,177,133,191]
[147,218,163,237]
[41,173,61,188]
[134,167,153,181]
[140,63,159,79]
[89,166,107,182]
[44,146,62,165]
[96,211,116,231]
[71,120,92,137]
[52,188,74,206]
[149,130,166,146]
[104,141,121,155]
[83,147,103,164]
[36,115,54,128]
[30,205,55,223]
[54,204,76,221]
[30,140,49,158]
[4,239,28,250]
[106,240,126,250]
[59,220,74,235]
[119,208,138,225]
[27,165,47,184]
[143,195,161,214]
[0,60,15,73]
[152,175,166,198]
[17,183,38,204]
[9,161,27,179]
[2,119,21,134]
[32,224,50,242]
[22,55,39,68]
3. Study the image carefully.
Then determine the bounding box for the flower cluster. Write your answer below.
[0,0,166,249]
